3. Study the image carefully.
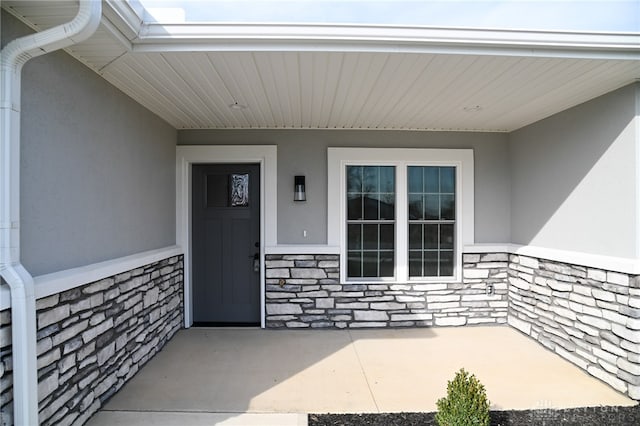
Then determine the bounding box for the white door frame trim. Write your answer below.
[176,145,278,328]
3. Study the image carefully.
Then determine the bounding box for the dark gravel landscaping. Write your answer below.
[309,404,640,425]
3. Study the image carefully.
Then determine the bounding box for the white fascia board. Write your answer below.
[132,41,640,62]
[100,5,640,58]
[130,22,640,59]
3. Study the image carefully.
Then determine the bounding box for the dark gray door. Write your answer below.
[192,164,260,325]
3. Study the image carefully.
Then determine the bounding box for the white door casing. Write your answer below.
[176,145,278,328]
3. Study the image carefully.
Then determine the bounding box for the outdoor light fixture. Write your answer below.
[294,175,306,201]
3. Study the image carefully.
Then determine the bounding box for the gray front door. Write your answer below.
[192,164,260,325]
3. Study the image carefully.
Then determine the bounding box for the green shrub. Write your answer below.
[435,368,490,426]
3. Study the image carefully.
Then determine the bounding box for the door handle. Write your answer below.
[252,253,260,272]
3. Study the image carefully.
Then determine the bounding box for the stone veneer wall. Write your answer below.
[507,254,640,400]
[265,253,509,328]
[0,255,183,426]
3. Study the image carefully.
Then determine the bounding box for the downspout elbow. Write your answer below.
[1,0,102,70]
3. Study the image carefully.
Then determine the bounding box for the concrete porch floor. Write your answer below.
[87,326,635,425]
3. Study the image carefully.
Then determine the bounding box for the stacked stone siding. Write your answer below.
[0,255,183,426]
[507,254,640,399]
[265,253,508,329]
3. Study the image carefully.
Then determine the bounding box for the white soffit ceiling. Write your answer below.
[3,1,640,132]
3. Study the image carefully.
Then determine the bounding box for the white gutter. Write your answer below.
[134,23,640,60]
[0,1,101,424]
[139,22,640,49]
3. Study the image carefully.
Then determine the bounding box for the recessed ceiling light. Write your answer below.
[229,102,247,110]
[463,105,483,113]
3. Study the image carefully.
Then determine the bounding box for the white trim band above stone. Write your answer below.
[465,243,640,275]
[0,245,183,310]
[265,245,340,254]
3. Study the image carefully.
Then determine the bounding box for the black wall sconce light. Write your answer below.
[294,175,306,201]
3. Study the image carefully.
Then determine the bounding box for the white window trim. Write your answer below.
[176,145,277,328]
[328,147,474,284]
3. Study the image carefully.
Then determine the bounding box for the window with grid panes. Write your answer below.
[329,147,472,284]
[344,165,457,280]
[408,166,456,277]
[346,166,395,278]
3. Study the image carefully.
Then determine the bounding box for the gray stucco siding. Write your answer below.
[2,11,177,276]
[178,129,511,245]
[509,83,639,259]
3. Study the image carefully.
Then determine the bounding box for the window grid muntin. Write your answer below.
[408,166,456,278]
[347,165,395,279]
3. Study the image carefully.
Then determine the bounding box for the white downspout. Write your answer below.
[0,1,101,424]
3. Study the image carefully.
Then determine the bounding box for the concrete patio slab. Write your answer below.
[88,326,635,425]
[348,327,633,411]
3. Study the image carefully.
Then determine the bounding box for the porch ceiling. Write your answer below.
[4,1,640,132]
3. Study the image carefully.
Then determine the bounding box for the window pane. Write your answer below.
[424,167,439,193]
[347,166,362,192]
[379,166,395,193]
[440,250,454,276]
[362,252,378,277]
[440,224,454,250]
[348,252,362,277]
[379,193,395,220]
[424,251,438,276]
[409,250,422,276]
[363,195,379,220]
[348,224,361,250]
[441,194,455,220]
[380,224,394,250]
[424,224,438,249]
[362,224,378,250]
[409,224,422,250]
[363,167,379,193]
[347,194,363,220]
[441,167,455,193]
[408,166,422,193]
[408,194,422,220]
[424,194,439,220]
[379,251,394,277]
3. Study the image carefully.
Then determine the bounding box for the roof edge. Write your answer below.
[134,23,640,59]
[93,3,640,59]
